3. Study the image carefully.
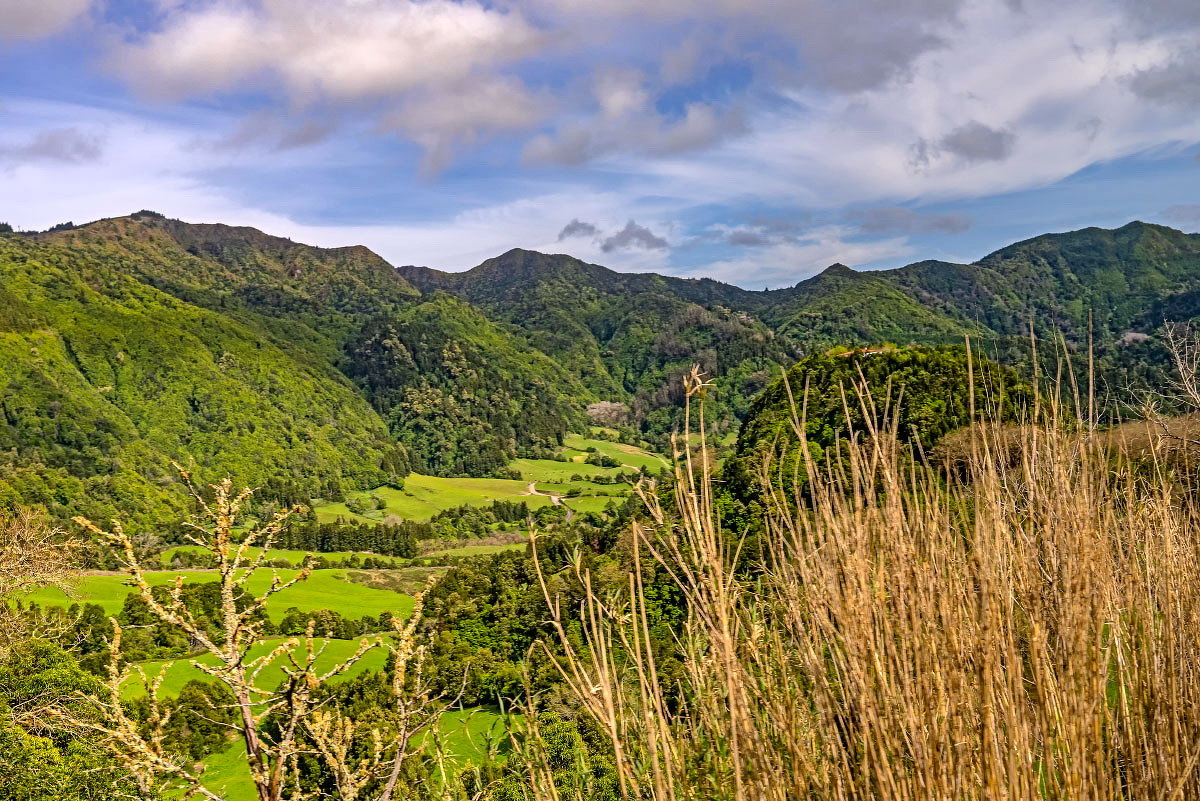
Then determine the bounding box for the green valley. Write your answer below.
[6,213,1200,801]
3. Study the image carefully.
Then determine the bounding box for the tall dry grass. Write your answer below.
[531,369,1200,800]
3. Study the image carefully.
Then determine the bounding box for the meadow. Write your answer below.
[190,708,511,801]
[421,542,528,558]
[121,635,389,699]
[25,568,415,621]
[315,434,663,523]
[160,546,409,567]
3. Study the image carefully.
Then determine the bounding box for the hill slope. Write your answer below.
[5,214,1200,524]
[0,216,587,524]
[400,249,797,438]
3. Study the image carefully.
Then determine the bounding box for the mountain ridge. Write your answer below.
[4,212,1200,525]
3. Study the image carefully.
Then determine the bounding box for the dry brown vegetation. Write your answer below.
[528,369,1200,801]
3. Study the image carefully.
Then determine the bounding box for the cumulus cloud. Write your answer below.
[704,216,815,248]
[0,0,93,40]
[939,121,1018,162]
[727,229,773,246]
[10,0,1200,287]
[558,219,599,240]
[524,102,746,165]
[912,121,1018,169]
[382,77,546,173]
[0,127,104,164]
[208,113,337,152]
[529,0,963,94]
[108,0,542,102]
[600,220,669,252]
[848,206,972,234]
[686,225,915,288]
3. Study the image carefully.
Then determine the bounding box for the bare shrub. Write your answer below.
[69,471,444,801]
[587,401,631,427]
[0,508,76,655]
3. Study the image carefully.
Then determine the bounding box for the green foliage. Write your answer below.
[6,214,1196,529]
[22,568,415,620]
[726,346,1031,502]
[0,232,399,526]
[343,293,586,476]
[399,249,798,440]
[0,643,132,800]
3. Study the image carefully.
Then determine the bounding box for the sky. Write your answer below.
[1,0,1199,288]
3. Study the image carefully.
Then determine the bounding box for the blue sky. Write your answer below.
[1,0,1199,288]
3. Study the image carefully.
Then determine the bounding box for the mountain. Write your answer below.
[755,222,1200,347]
[0,214,585,524]
[399,248,797,437]
[4,213,1200,525]
[757,262,988,346]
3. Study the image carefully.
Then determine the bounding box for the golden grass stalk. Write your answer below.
[535,366,1200,800]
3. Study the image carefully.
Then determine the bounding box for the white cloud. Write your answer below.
[848,206,972,234]
[109,0,542,102]
[616,0,1200,210]
[523,102,746,165]
[0,0,93,40]
[382,77,547,174]
[594,68,650,120]
[8,0,1200,289]
[0,127,104,163]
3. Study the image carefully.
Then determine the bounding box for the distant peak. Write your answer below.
[820,263,855,276]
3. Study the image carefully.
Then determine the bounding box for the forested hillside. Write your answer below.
[4,213,1200,526]
[399,248,796,439]
[0,215,586,524]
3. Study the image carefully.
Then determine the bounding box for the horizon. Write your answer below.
[18,210,1194,291]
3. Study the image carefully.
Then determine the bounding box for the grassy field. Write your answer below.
[562,434,670,471]
[25,569,415,621]
[507,457,629,483]
[313,434,665,524]
[422,542,528,558]
[191,741,257,801]
[160,546,406,567]
[123,635,389,698]
[422,707,514,767]
[316,475,554,523]
[533,480,626,495]
[563,496,621,515]
[185,707,513,799]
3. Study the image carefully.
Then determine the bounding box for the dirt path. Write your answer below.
[524,482,574,522]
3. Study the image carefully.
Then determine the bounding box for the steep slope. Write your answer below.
[0,232,400,525]
[725,346,1030,502]
[342,293,586,475]
[747,222,1200,365]
[42,211,421,361]
[5,213,1200,528]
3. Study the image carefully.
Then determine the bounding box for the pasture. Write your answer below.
[160,546,407,567]
[313,433,665,523]
[24,568,415,621]
[122,635,388,699]
[192,707,513,799]
[316,475,553,523]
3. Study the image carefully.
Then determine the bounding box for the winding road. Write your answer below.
[524,482,574,521]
